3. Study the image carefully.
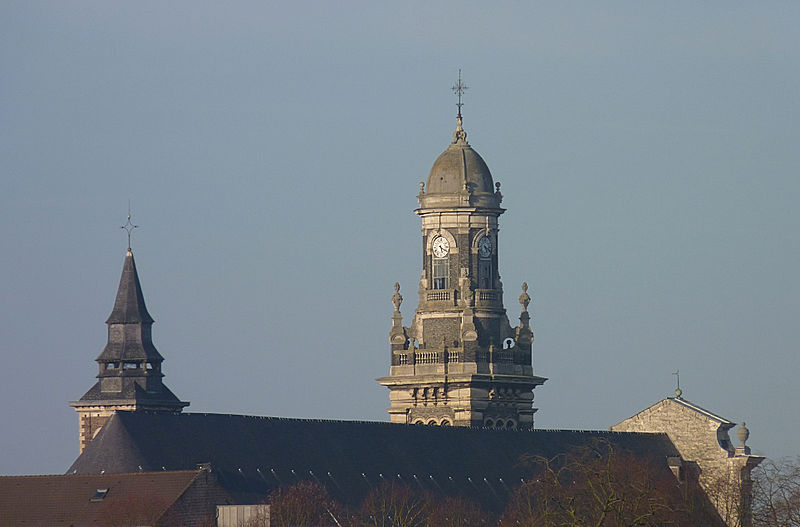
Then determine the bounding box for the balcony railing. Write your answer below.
[426,290,451,301]
[395,349,463,366]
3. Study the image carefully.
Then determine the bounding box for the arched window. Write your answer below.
[485,419,494,428]
[441,420,451,426]
[427,420,437,426]
[432,257,449,289]
[506,420,516,430]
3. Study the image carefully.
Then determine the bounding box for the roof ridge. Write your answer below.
[670,397,734,424]
[134,412,673,436]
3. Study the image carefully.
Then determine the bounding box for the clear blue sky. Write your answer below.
[1,2,798,475]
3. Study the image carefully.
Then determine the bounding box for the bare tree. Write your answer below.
[500,440,720,527]
[752,457,800,527]
[426,495,492,527]
[356,482,430,527]
[268,481,343,527]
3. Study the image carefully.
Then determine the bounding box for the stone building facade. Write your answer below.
[69,248,188,452]
[377,110,546,429]
[613,395,763,527]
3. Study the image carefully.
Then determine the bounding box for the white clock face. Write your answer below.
[432,236,450,258]
[478,237,492,257]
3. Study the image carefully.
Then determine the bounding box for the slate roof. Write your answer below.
[75,379,186,405]
[68,411,680,511]
[106,249,153,325]
[97,249,163,363]
[0,470,209,526]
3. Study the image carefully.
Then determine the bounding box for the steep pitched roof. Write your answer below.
[0,470,207,527]
[97,249,163,363]
[106,249,154,325]
[75,379,186,406]
[69,412,679,510]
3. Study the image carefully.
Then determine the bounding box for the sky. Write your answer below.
[1,2,798,475]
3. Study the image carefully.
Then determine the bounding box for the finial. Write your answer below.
[418,181,425,194]
[451,69,469,144]
[519,282,531,312]
[392,282,403,312]
[121,200,138,251]
[673,370,682,398]
[737,422,750,447]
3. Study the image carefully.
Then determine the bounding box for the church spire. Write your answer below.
[105,249,154,325]
[70,235,188,453]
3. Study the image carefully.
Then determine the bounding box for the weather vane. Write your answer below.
[121,200,138,251]
[672,370,682,398]
[452,69,468,119]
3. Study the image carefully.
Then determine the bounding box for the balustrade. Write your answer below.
[426,290,451,301]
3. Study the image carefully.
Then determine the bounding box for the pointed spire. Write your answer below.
[106,249,154,324]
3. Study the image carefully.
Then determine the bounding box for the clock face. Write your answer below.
[432,236,450,258]
[478,237,492,257]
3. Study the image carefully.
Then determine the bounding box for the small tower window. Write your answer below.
[432,257,450,289]
[478,258,492,289]
[478,236,493,289]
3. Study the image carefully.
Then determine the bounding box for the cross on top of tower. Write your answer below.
[121,201,138,251]
[452,69,468,119]
[451,70,469,144]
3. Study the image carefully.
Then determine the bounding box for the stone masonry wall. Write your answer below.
[612,398,761,527]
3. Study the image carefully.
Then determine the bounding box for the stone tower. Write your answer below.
[70,248,188,452]
[377,98,546,429]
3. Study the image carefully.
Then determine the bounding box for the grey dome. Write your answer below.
[426,142,494,195]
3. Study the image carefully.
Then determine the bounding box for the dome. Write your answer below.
[426,141,494,195]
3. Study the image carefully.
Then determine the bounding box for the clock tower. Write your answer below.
[377,80,546,429]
